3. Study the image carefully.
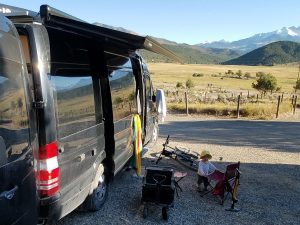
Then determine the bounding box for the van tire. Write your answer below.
[82,167,108,211]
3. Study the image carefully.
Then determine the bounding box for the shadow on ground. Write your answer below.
[160,120,300,153]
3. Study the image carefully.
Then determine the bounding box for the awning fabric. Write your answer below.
[39,5,183,63]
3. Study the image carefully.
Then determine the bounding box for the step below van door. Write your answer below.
[0,15,37,225]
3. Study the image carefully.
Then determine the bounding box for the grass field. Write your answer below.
[148,63,298,119]
[148,63,300,93]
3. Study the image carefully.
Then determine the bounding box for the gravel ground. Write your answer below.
[57,114,300,225]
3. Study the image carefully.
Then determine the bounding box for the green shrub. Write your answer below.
[176,82,183,88]
[186,79,195,89]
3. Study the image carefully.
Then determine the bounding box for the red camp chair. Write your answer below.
[200,162,241,211]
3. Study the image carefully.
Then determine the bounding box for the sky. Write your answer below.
[1,0,300,45]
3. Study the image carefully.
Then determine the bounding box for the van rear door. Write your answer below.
[0,15,37,225]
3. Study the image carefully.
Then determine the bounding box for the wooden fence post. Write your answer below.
[247,90,250,98]
[237,95,241,118]
[293,95,298,115]
[185,91,189,115]
[276,95,281,118]
[291,95,295,112]
[256,94,259,103]
[281,93,284,103]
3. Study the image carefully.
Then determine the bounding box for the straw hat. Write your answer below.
[200,150,212,159]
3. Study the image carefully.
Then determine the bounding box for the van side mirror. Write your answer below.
[152,95,156,102]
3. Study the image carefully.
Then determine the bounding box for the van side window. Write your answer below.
[0,59,29,166]
[106,52,137,122]
[49,73,96,138]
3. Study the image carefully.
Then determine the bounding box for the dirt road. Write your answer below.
[57,115,300,225]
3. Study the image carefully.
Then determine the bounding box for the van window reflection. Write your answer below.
[106,53,137,122]
[49,75,96,138]
[0,67,29,166]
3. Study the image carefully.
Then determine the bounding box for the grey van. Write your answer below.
[0,4,181,225]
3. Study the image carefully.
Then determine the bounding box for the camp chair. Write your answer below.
[200,162,241,211]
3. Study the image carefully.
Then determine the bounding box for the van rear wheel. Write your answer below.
[82,169,108,211]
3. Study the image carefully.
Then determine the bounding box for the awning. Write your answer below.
[39,5,183,63]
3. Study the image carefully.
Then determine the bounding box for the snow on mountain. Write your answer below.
[197,26,300,53]
[287,27,298,36]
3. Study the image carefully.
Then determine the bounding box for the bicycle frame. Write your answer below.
[156,135,198,171]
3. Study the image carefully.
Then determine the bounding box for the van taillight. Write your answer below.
[36,141,60,197]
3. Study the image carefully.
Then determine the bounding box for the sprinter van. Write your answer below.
[0,4,181,225]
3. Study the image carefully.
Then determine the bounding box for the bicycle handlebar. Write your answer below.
[155,135,170,164]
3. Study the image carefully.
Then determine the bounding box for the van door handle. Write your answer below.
[0,185,18,200]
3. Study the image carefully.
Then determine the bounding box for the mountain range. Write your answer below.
[224,41,300,66]
[198,26,300,53]
[93,22,300,65]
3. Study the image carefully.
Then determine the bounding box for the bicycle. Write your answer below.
[156,135,199,171]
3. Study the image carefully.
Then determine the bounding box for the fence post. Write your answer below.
[185,91,189,115]
[276,95,281,118]
[237,95,241,118]
[293,96,298,115]
[247,90,250,98]
[291,95,295,112]
[256,94,259,103]
[281,93,284,103]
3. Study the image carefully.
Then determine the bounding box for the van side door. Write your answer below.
[106,52,137,173]
[0,16,37,225]
[142,62,156,144]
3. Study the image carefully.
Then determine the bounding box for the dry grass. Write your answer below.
[168,101,292,119]
[148,63,300,93]
[148,63,298,119]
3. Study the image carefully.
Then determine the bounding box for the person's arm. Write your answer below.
[210,162,217,171]
[207,162,217,175]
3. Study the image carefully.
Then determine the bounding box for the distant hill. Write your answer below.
[198,26,300,53]
[140,42,240,64]
[223,41,300,66]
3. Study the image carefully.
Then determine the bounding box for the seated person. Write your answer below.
[197,150,217,191]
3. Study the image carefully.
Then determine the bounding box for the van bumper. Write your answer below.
[38,181,91,224]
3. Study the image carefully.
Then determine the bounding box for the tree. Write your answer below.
[252,72,277,95]
[236,70,243,78]
[227,70,234,75]
[186,79,194,89]
[176,82,183,88]
[244,72,251,79]
[295,79,300,92]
